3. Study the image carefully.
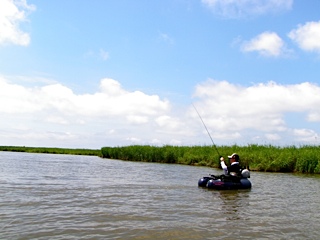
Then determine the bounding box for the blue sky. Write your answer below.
[1,0,320,148]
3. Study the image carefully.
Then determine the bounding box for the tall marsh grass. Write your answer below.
[2,144,319,173]
[101,144,320,174]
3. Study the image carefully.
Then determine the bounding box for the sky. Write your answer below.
[1,0,320,149]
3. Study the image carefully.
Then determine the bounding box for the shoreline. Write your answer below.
[1,144,319,174]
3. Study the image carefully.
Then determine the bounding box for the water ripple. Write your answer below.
[0,152,319,239]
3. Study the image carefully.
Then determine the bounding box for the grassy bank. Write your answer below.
[2,144,319,174]
[0,146,101,156]
[101,144,320,174]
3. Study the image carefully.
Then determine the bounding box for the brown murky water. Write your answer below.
[0,151,319,239]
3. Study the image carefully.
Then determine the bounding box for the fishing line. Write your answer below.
[192,103,221,157]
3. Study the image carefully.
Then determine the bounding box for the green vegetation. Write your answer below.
[2,144,319,174]
[101,144,320,174]
[0,146,101,156]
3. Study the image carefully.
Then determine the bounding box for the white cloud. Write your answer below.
[0,77,175,147]
[292,129,319,143]
[1,76,320,147]
[192,79,320,144]
[0,0,35,46]
[126,115,149,124]
[0,77,169,118]
[169,139,182,145]
[265,133,281,141]
[288,21,320,53]
[242,32,286,57]
[307,112,320,122]
[126,137,142,144]
[202,0,292,18]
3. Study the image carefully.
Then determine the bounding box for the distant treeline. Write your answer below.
[0,146,101,156]
[101,144,320,174]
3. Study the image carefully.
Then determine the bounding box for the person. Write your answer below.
[220,153,241,176]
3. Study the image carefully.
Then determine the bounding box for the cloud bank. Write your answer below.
[1,76,320,148]
[0,77,173,148]
[192,79,320,144]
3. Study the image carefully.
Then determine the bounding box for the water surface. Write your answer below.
[0,152,319,239]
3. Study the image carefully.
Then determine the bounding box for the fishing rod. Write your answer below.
[192,104,221,157]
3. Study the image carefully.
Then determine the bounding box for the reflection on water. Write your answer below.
[0,151,319,239]
[216,190,251,221]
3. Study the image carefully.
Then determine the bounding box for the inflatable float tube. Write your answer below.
[198,169,251,190]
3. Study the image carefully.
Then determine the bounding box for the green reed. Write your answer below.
[101,144,320,174]
[2,144,319,173]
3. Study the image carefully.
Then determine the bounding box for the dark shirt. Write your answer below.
[227,162,241,175]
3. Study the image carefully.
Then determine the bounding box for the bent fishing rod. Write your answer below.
[192,104,221,157]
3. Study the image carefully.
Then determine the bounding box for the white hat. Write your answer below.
[228,153,239,161]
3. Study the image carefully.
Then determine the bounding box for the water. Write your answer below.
[0,151,319,239]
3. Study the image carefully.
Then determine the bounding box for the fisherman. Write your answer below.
[220,153,241,176]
